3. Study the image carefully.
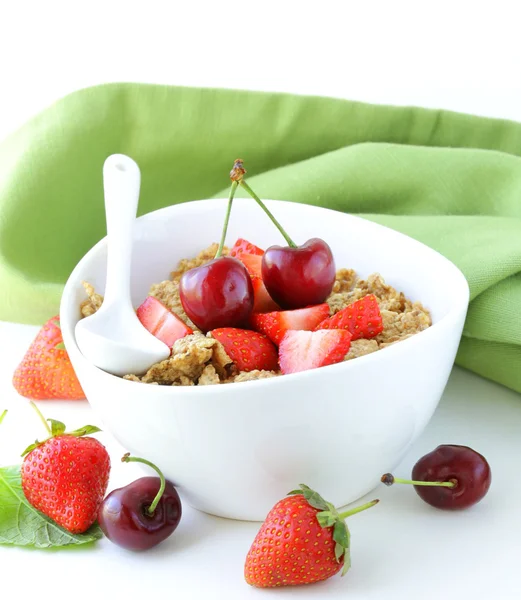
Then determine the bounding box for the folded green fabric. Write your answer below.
[1,83,521,393]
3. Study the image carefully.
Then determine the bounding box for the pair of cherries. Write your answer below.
[179,159,336,332]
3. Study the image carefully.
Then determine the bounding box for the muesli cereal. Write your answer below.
[81,243,431,386]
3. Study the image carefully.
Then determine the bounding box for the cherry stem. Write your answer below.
[381,473,456,488]
[0,409,7,426]
[122,453,166,514]
[29,401,52,436]
[239,180,297,248]
[337,499,379,520]
[215,180,238,259]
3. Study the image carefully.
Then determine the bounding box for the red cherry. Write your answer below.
[179,257,254,333]
[178,176,254,332]
[98,455,182,551]
[229,160,336,310]
[382,444,491,510]
[261,238,336,309]
[98,476,182,551]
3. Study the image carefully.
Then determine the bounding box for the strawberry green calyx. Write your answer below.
[21,401,101,457]
[287,484,379,576]
[0,409,7,426]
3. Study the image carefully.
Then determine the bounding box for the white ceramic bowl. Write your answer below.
[60,199,469,521]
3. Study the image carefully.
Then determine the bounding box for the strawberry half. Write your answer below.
[278,329,352,374]
[12,316,85,400]
[229,238,264,258]
[316,294,383,340]
[137,296,193,348]
[251,304,330,345]
[210,328,278,372]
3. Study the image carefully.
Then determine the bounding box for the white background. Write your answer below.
[1,2,521,599]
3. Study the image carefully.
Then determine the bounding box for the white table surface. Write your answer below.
[1,3,521,598]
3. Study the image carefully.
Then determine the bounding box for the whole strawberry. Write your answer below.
[245,484,378,588]
[21,412,110,534]
[13,315,85,400]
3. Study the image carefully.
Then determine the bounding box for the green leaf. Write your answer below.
[287,484,329,510]
[21,440,44,457]
[67,425,102,437]
[48,419,66,436]
[316,511,337,527]
[332,520,351,573]
[341,548,352,576]
[0,409,7,426]
[325,501,337,513]
[334,541,344,561]
[301,486,330,510]
[0,465,103,549]
[333,520,349,549]
[55,342,66,350]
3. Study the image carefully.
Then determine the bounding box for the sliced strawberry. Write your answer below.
[251,303,330,345]
[252,277,280,313]
[229,238,264,258]
[210,328,278,372]
[240,253,263,278]
[137,296,193,348]
[279,329,352,375]
[316,294,383,340]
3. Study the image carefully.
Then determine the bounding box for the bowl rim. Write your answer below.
[60,199,470,394]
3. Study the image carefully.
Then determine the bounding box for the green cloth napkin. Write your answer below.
[1,83,521,393]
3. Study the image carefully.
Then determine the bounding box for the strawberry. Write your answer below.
[278,329,351,374]
[137,296,193,348]
[239,253,263,278]
[251,304,330,346]
[21,413,110,534]
[251,277,280,313]
[237,253,279,313]
[12,316,85,400]
[245,484,378,587]
[210,328,278,372]
[316,294,383,340]
[230,242,281,314]
[229,238,264,258]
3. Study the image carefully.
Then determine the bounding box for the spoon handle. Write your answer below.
[102,154,141,308]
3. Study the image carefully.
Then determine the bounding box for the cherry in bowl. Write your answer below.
[231,159,336,310]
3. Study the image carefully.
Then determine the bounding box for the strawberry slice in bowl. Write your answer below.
[279,329,352,375]
[316,294,383,340]
[210,328,278,372]
[229,238,264,258]
[239,253,263,278]
[137,296,193,349]
[231,239,280,313]
[251,303,330,345]
[251,277,280,313]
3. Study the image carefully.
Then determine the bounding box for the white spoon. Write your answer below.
[75,154,170,376]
